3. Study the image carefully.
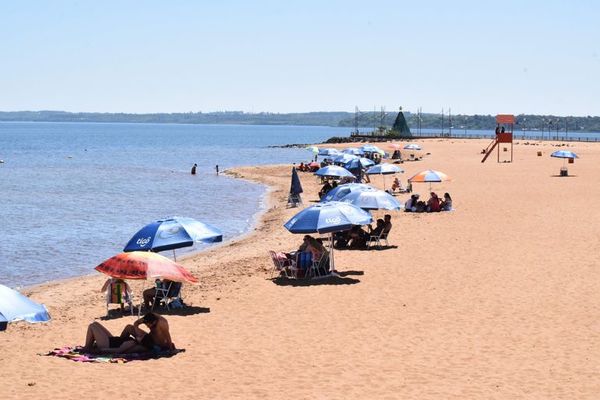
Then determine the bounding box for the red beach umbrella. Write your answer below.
[95,251,198,284]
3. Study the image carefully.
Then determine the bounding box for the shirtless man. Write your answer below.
[122,312,174,351]
[82,312,173,354]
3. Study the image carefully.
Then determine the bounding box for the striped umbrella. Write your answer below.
[409,169,451,190]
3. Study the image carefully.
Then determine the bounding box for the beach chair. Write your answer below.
[269,250,297,279]
[287,193,302,208]
[106,280,133,316]
[306,252,329,278]
[367,231,390,249]
[152,281,183,310]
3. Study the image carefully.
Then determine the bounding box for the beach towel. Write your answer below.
[41,346,185,363]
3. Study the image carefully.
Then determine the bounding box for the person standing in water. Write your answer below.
[191,163,197,175]
[215,164,219,175]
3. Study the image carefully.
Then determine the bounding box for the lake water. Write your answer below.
[0,122,349,288]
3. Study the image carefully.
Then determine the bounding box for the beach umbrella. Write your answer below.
[284,201,373,274]
[343,147,364,156]
[403,143,422,151]
[409,169,451,190]
[318,148,341,157]
[306,146,319,154]
[123,216,222,259]
[550,150,578,159]
[361,144,382,153]
[366,163,404,190]
[551,150,579,166]
[390,144,401,150]
[344,157,375,171]
[321,183,376,202]
[340,189,402,210]
[333,153,359,165]
[308,161,320,170]
[290,167,303,195]
[95,251,199,283]
[0,284,51,330]
[288,167,303,206]
[314,165,356,180]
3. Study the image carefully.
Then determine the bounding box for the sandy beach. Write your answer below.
[2,138,599,399]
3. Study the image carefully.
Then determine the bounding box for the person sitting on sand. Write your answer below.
[143,279,173,309]
[391,177,402,192]
[440,192,453,211]
[404,194,419,212]
[383,214,392,234]
[427,192,441,212]
[348,225,369,249]
[368,219,386,238]
[318,181,333,199]
[82,312,173,354]
[415,200,427,213]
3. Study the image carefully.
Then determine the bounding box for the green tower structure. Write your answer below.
[391,108,412,138]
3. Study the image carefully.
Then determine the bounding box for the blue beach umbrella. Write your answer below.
[550,150,579,160]
[318,148,341,157]
[290,167,303,195]
[284,201,372,234]
[124,217,223,258]
[314,165,356,180]
[0,284,51,330]
[340,189,403,210]
[284,202,373,273]
[403,143,422,151]
[321,183,376,202]
[344,157,375,170]
[342,148,364,156]
[366,164,404,175]
[361,144,383,153]
[333,153,359,165]
[366,163,404,190]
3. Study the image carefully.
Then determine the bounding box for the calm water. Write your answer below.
[0,122,349,287]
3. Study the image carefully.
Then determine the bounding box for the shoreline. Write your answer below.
[21,168,274,295]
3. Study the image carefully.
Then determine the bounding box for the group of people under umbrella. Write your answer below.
[94,216,223,315]
[282,146,451,279]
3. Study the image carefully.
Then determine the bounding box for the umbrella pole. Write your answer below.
[173,249,177,261]
[382,174,386,190]
[329,232,335,274]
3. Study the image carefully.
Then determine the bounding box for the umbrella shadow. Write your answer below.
[151,306,211,317]
[335,245,398,251]
[100,305,210,320]
[550,174,577,178]
[272,274,361,286]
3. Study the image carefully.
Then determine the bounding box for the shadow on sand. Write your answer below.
[335,245,398,251]
[272,272,361,287]
[101,306,211,320]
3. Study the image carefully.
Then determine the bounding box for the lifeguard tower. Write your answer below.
[481,114,514,163]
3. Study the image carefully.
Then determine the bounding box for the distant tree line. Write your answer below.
[1,110,599,132]
[337,112,600,132]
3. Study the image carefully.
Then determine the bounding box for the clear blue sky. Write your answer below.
[1,1,598,116]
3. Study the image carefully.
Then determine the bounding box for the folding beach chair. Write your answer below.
[152,281,183,310]
[106,279,133,316]
[269,250,299,278]
[367,231,390,249]
[287,193,303,208]
[306,252,329,278]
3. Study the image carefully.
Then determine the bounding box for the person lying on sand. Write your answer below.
[82,312,174,354]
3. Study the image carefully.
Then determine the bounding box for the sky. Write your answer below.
[1,1,599,116]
